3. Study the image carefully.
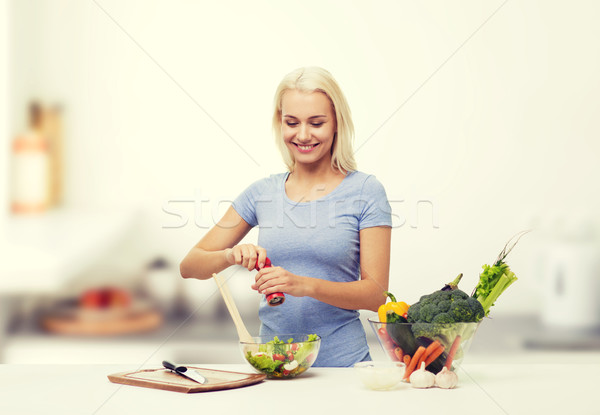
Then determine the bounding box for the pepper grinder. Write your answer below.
[255,258,285,306]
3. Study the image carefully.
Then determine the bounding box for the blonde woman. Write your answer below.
[180,67,392,367]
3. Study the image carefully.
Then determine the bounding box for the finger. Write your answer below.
[254,272,272,293]
[256,279,274,294]
[254,271,265,288]
[233,246,242,265]
[261,282,286,296]
[255,267,275,283]
[256,273,284,294]
[256,247,267,269]
[247,247,258,271]
[240,245,250,268]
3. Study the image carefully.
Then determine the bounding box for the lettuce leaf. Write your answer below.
[245,352,282,373]
[293,340,318,367]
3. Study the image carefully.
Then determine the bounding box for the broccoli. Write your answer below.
[451,297,486,322]
[411,320,479,360]
[412,321,456,346]
[431,313,454,324]
[405,285,484,370]
[406,289,484,324]
[436,299,452,313]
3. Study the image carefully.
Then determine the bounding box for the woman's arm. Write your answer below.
[180,206,266,280]
[253,226,391,312]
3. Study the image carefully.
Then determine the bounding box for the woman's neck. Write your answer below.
[285,162,347,203]
[290,161,345,184]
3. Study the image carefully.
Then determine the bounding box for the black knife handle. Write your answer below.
[163,360,189,374]
[162,360,177,371]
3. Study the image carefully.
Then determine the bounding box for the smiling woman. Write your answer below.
[272,66,356,175]
[180,67,392,368]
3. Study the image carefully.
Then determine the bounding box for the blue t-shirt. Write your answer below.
[232,171,392,367]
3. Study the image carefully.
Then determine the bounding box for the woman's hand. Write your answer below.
[252,266,310,297]
[224,244,267,271]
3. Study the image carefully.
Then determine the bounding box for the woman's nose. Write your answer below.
[297,123,310,142]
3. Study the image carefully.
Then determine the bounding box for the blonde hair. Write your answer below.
[272,67,357,173]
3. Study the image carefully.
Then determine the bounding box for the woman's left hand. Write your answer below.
[252,266,309,298]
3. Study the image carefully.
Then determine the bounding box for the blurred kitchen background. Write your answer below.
[1,0,599,365]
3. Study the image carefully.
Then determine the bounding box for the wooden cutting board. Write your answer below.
[108,367,266,393]
[41,300,162,336]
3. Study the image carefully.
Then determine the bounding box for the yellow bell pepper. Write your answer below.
[378,291,410,323]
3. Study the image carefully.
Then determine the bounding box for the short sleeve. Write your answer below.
[358,175,392,230]
[231,179,263,227]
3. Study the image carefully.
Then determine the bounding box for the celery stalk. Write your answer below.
[476,268,518,316]
[472,231,528,317]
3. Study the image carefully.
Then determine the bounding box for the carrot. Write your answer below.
[403,354,411,366]
[423,344,445,367]
[416,340,442,368]
[403,346,426,380]
[386,345,399,361]
[444,335,462,370]
[394,347,403,362]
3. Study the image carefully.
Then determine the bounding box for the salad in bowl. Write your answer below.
[240,334,321,379]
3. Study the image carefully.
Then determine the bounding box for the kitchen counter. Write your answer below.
[5,313,600,366]
[0,209,138,361]
[0,209,136,294]
[0,362,597,415]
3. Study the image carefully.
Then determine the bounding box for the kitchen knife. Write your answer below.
[162,361,207,384]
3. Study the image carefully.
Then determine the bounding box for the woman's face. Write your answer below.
[280,89,337,169]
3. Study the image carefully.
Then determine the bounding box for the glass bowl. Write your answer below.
[240,334,321,379]
[368,318,481,374]
[354,361,406,390]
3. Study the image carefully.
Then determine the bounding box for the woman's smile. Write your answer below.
[292,142,320,153]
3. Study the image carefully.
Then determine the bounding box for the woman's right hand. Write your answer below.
[224,244,268,271]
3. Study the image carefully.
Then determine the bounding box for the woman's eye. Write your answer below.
[286,121,298,126]
[311,123,323,127]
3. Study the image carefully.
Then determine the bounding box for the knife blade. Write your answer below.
[162,360,207,384]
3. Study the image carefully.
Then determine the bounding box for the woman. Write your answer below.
[180,67,392,367]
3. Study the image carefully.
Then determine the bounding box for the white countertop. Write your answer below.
[0,362,597,415]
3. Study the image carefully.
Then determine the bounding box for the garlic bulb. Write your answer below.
[409,362,435,388]
[435,366,459,389]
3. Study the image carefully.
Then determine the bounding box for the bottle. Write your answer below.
[45,104,63,208]
[145,257,180,316]
[11,102,50,214]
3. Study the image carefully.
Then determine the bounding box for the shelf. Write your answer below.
[0,208,137,294]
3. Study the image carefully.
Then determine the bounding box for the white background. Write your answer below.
[2,0,600,315]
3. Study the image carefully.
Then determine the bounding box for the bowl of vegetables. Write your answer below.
[370,274,484,380]
[240,334,321,379]
[370,319,481,378]
[369,232,530,383]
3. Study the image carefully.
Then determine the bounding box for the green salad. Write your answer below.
[244,334,319,378]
